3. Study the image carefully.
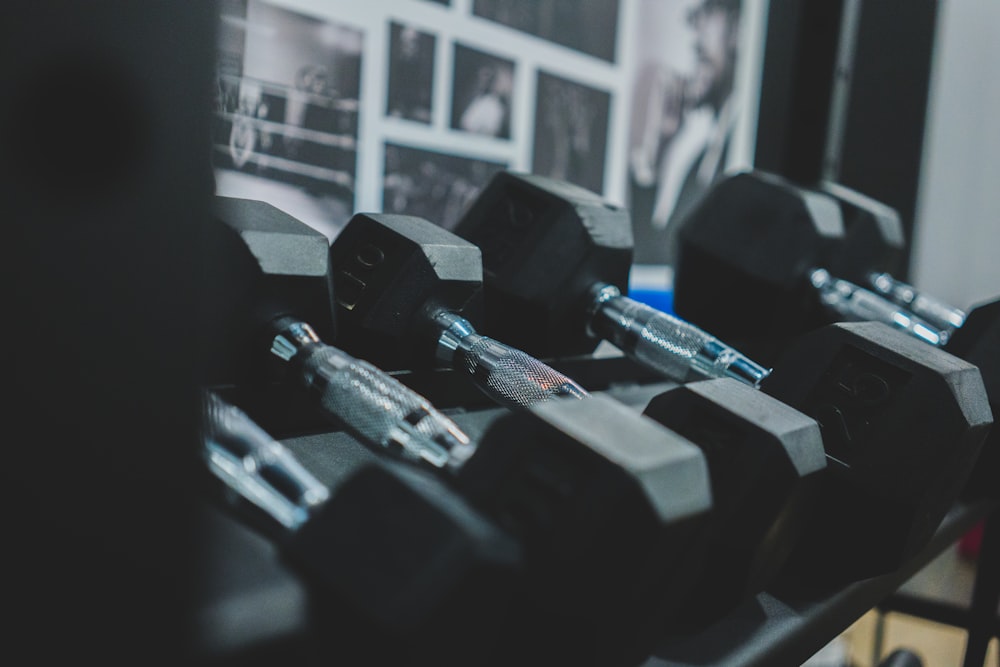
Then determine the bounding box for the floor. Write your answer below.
[803,523,999,667]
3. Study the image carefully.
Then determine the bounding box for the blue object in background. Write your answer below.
[627,287,674,315]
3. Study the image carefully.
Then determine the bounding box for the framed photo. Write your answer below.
[532,70,611,194]
[386,21,436,124]
[383,142,507,230]
[212,0,362,238]
[450,43,515,140]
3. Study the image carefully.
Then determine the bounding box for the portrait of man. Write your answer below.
[627,0,743,265]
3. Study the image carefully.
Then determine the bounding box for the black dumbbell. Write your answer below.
[672,171,998,503]
[451,170,771,387]
[324,209,734,661]
[671,170,953,365]
[209,196,714,664]
[199,390,521,664]
[793,181,996,502]
[205,390,714,666]
[204,198,523,656]
[331,200,835,626]
[328,212,589,409]
[763,320,991,587]
[447,172,836,615]
[207,196,473,468]
[451,171,992,589]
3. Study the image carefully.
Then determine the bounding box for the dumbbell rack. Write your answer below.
[195,352,1000,667]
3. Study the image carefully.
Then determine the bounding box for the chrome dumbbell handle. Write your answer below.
[587,284,771,388]
[271,318,476,470]
[811,269,950,347]
[868,271,967,332]
[435,311,589,409]
[201,390,329,530]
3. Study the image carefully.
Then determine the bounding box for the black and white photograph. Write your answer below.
[383,142,506,230]
[531,70,611,195]
[472,0,620,63]
[212,0,362,239]
[450,43,515,140]
[386,21,436,124]
[626,0,743,265]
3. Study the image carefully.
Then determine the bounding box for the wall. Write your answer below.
[910,0,1000,311]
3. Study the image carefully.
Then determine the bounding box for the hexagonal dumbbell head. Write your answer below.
[452,170,632,359]
[202,392,517,660]
[204,196,336,384]
[642,378,826,629]
[946,297,1000,500]
[455,393,712,665]
[329,213,483,370]
[817,180,907,283]
[672,170,848,351]
[763,321,993,587]
[286,457,523,662]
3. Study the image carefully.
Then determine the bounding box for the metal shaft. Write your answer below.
[868,271,967,332]
[811,269,951,347]
[587,283,771,388]
[434,311,589,409]
[271,317,476,470]
[201,390,329,531]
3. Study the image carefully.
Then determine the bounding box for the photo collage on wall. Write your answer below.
[209,0,624,239]
[382,0,623,231]
[210,0,760,268]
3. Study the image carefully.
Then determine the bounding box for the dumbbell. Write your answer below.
[208,196,715,664]
[450,170,771,387]
[671,171,998,502]
[204,393,713,667]
[763,320,991,587]
[444,172,826,614]
[206,196,472,468]
[204,196,522,656]
[794,180,996,502]
[671,170,954,365]
[329,203,835,625]
[450,171,992,589]
[199,390,521,663]
[328,212,589,409]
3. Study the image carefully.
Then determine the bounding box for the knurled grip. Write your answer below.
[297,343,475,469]
[434,310,589,409]
[595,297,719,380]
[588,286,770,387]
[456,334,590,408]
